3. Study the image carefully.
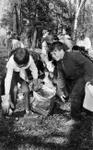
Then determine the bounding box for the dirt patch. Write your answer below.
[0,111,93,150]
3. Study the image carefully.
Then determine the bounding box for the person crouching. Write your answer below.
[1,47,38,116]
[50,41,93,125]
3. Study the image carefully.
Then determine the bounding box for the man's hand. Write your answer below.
[56,87,68,103]
[60,95,66,103]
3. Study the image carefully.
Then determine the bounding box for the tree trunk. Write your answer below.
[73,15,78,44]
[73,0,87,43]
[31,28,37,49]
[13,4,19,34]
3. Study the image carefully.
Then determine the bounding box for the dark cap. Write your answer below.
[14,48,29,67]
[50,41,69,52]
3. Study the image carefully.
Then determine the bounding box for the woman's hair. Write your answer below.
[14,48,29,66]
[50,41,69,52]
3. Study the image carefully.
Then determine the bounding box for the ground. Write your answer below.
[0,46,93,150]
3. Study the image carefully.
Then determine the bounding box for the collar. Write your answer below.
[61,52,67,62]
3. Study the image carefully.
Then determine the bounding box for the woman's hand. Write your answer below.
[1,94,14,114]
[29,79,44,91]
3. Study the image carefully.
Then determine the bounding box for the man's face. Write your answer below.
[51,48,64,61]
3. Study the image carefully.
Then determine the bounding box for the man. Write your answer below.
[50,41,93,125]
[1,48,38,115]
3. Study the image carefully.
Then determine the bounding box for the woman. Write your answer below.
[1,47,38,115]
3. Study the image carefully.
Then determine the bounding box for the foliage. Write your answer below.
[1,10,13,31]
[1,0,75,33]
[74,0,93,40]
[1,0,93,45]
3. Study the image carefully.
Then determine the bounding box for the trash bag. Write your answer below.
[31,84,56,116]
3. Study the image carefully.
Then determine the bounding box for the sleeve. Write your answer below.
[56,62,66,89]
[5,60,14,95]
[29,56,38,79]
[55,62,69,98]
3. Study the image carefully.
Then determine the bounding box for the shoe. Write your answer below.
[65,119,80,126]
[24,111,39,118]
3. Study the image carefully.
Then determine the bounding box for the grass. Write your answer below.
[0,46,93,150]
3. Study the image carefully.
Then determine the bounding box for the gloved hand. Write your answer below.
[56,87,68,103]
[58,93,67,103]
[1,95,14,114]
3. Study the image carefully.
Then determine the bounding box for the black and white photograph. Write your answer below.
[0,0,93,149]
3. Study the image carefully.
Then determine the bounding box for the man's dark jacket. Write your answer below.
[56,51,93,99]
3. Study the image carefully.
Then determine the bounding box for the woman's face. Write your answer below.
[16,48,26,61]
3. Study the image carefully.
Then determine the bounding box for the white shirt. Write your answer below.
[5,55,38,94]
[77,37,92,50]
